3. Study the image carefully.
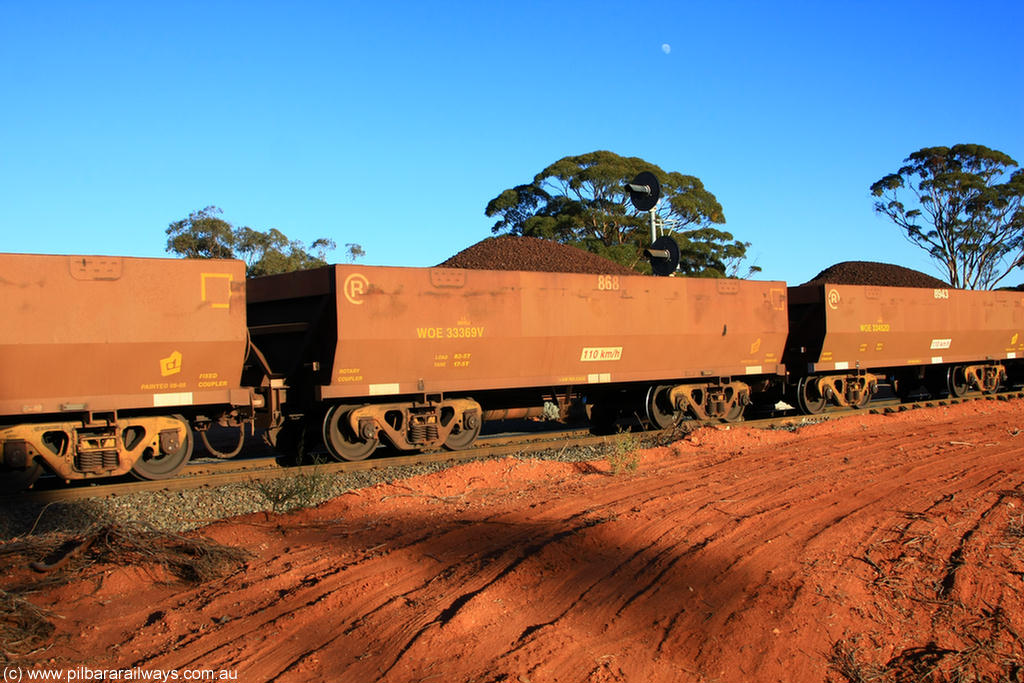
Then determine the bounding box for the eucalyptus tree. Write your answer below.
[486,151,757,277]
[166,206,360,277]
[871,145,1024,289]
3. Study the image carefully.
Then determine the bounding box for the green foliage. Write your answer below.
[345,242,366,262]
[248,470,334,514]
[165,206,236,260]
[166,206,361,277]
[870,144,1024,289]
[486,150,758,277]
[606,432,641,475]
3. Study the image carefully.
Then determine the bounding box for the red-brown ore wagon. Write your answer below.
[247,265,789,460]
[784,283,1024,412]
[0,254,252,485]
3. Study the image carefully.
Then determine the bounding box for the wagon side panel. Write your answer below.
[790,283,1024,372]
[0,254,248,416]
[319,266,788,400]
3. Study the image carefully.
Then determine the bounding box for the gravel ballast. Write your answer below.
[0,440,639,539]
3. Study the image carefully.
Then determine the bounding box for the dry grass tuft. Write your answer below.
[828,640,883,682]
[0,590,54,664]
[82,522,252,584]
[248,470,333,514]
[0,523,250,663]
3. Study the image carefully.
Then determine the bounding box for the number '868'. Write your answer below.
[597,275,620,291]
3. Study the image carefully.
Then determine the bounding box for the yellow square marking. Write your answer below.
[201,273,233,309]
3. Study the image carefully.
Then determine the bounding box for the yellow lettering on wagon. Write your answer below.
[198,372,228,388]
[337,367,363,382]
[141,382,186,390]
[446,326,484,339]
[580,347,623,362]
[417,327,445,339]
[416,326,485,339]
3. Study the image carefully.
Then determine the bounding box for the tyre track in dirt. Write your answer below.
[21,401,1024,682]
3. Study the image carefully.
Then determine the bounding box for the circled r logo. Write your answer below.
[344,273,370,305]
[827,288,840,310]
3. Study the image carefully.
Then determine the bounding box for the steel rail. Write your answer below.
[8,391,1022,504]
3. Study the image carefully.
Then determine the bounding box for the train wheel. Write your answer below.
[645,385,678,429]
[796,377,828,415]
[131,415,193,480]
[443,413,482,451]
[323,404,378,462]
[947,366,969,398]
[722,401,745,422]
[853,390,871,409]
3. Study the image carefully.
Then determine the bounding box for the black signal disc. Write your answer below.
[628,171,661,211]
[647,235,680,276]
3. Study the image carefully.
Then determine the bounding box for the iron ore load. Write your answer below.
[1,245,1022,488]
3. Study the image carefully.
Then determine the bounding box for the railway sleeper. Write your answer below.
[0,415,193,483]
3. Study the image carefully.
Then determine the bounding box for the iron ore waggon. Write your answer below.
[0,254,253,487]
[784,281,1024,412]
[246,264,790,460]
[3,250,1024,489]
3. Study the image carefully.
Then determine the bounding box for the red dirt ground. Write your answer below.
[14,401,1024,682]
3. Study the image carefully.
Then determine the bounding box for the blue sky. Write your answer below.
[2,1,1022,285]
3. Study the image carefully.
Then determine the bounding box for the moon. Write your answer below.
[661,43,671,55]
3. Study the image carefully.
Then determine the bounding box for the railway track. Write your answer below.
[8,390,1023,504]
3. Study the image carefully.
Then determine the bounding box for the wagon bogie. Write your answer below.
[791,373,880,413]
[0,414,194,481]
[668,380,751,422]
[321,397,483,460]
[962,363,1006,395]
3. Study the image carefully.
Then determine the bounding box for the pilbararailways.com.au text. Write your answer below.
[4,667,238,682]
